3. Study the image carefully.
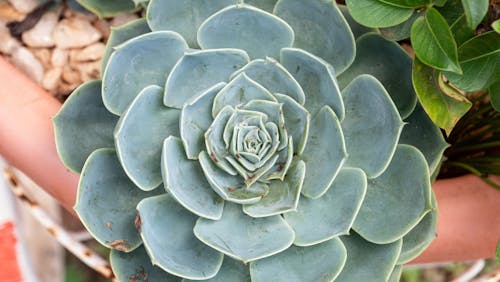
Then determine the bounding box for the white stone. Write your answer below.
[42,67,62,90]
[0,22,20,55]
[22,11,58,48]
[74,61,100,81]
[51,48,68,67]
[8,0,38,13]
[61,67,80,84]
[53,18,101,49]
[74,42,105,62]
[11,47,44,83]
[110,13,139,27]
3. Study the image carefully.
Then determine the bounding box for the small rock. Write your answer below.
[32,48,51,68]
[0,2,25,22]
[22,11,58,47]
[58,82,79,95]
[74,61,100,81]
[51,48,68,67]
[42,67,62,91]
[8,0,38,13]
[11,47,44,83]
[110,13,138,27]
[53,18,101,49]
[74,42,105,62]
[61,66,81,84]
[0,23,21,54]
[93,19,110,39]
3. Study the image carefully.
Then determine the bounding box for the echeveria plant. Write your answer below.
[54,1,447,281]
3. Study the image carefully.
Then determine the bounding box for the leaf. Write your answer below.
[412,57,471,135]
[411,7,462,74]
[490,80,500,112]
[444,31,500,92]
[377,0,431,8]
[450,14,475,46]
[76,0,137,18]
[461,0,488,29]
[345,0,413,28]
[496,238,500,264]
[379,11,422,41]
[493,19,500,33]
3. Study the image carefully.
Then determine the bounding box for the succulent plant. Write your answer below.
[54,1,448,281]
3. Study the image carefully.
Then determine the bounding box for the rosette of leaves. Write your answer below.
[54,1,447,281]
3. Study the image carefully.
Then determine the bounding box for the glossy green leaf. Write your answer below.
[301,106,347,198]
[147,0,238,47]
[76,0,137,18]
[445,31,500,92]
[110,246,180,282]
[54,80,118,173]
[450,14,475,46]
[76,149,161,252]
[115,86,180,191]
[164,49,249,109]
[379,11,422,41]
[337,33,417,118]
[412,57,471,135]
[243,160,305,218]
[102,31,188,115]
[280,48,345,120]
[274,94,309,155]
[411,8,462,73]
[274,0,355,74]
[490,80,500,112]
[137,194,224,279]
[101,18,151,74]
[249,238,346,282]
[378,0,430,8]
[285,168,367,246]
[461,0,488,29]
[231,58,305,105]
[341,75,404,178]
[338,5,375,39]
[198,4,294,59]
[162,137,224,220]
[184,257,251,282]
[181,83,226,160]
[435,0,463,24]
[353,145,432,244]
[492,19,500,33]
[194,202,295,263]
[345,0,413,28]
[400,103,449,175]
[336,233,402,282]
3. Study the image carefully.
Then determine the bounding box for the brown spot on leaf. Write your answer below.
[228,187,235,192]
[18,194,38,207]
[5,170,18,187]
[278,163,285,171]
[110,239,129,251]
[210,152,218,162]
[47,227,56,236]
[83,250,92,257]
[129,275,136,282]
[134,213,142,233]
[105,222,112,229]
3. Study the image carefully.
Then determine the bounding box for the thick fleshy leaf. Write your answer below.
[162,137,224,220]
[184,257,251,282]
[75,149,161,252]
[412,57,471,135]
[285,168,367,246]
[280,48,345,120]
[231,58,305,105]
[164,49,249,108]
[249,238,346,282]
[102,31,188,115]
[54,80,118,173]
[411,8,462,74]
[137,194,224,280]
[341,75,404,178]
[115,86,180,191]
[461,0,488,29]
[199,151,268,204]
[345,0,413,28]
[301,106,346,198]
[388,265,404,282]
[338,5,375,39]
[146,0,239,47]
[398,192,438,264]
[445,31,500,92]
[212,73,276,117]
[101,18,151,73]
[245,0,277,12]
[243,100,287,150]
[353,145,432,244]
[379,11,422,42]
[274,0,355,74]
[194,202,295,263]
[274,94,309,155]
[243,160,305,218]
[337,33,417,118]
[400,103,449,175]
[181,83,226,160]
[76,0,137,18]
[335,233,402,282]
[198,4,294,59]
[110,246,180,282]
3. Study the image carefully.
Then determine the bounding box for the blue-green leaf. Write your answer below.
[184,257,251,282]
[274,94,309,155]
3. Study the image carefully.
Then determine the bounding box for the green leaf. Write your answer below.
[461,0,488,29]
[338,5,375,38]
[496,238,500,264]
[490,80,500,112]
[450,14,475,46]
[444,31,500,92]
[412,57,471,135]
[379,11,422,41]
[411,8,462,73]
[345,0,413,28]
[492,19,500,33]
[76,0,137,18]
[377,0,431,8]
[435,0,463,25]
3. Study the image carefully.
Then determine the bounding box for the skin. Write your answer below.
[0,57,499,263]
